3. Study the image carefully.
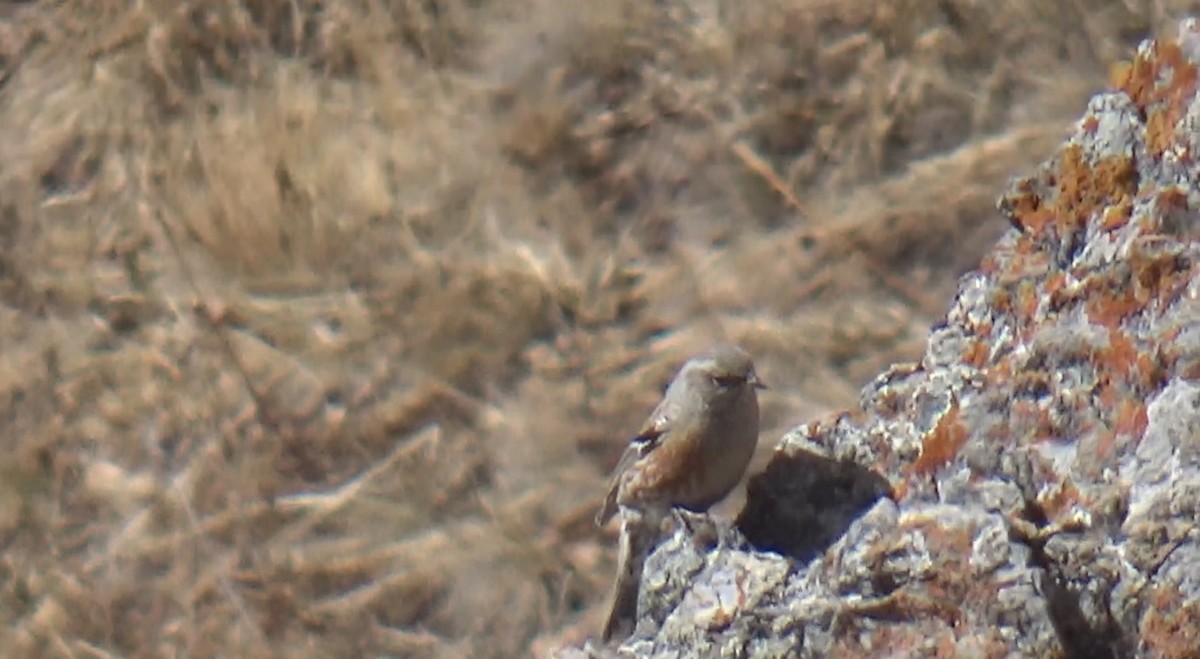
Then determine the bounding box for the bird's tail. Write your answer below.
[601,508,664,643]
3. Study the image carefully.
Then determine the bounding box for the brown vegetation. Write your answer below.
[0,1,1186,656]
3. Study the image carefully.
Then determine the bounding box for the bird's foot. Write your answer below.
[670,509,718,548]
[670,509,748,553]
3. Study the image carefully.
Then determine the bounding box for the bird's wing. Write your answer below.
[595,406,672,526]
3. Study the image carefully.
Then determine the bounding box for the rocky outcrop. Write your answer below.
[565,18,1200,659]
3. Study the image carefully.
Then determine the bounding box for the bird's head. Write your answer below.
[687,343,766,407]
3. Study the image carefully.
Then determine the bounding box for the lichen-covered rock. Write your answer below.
[566,18,1200,659]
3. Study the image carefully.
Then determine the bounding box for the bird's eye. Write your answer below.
[712,375,744,388]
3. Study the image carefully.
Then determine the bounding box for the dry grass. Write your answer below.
[0,0,1187,656]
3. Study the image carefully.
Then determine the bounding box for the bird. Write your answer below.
[595,343,765,642]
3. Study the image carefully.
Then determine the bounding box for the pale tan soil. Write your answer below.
[0,1,1187,657]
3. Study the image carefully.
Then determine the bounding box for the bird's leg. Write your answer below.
[715,519,746,552]
[675,508,748,553]
[671,508,726,551]
[671,507,696,535]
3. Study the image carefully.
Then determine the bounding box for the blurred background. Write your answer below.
[0,1,1191,656]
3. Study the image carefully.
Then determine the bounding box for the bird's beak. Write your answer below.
[750,373,768,390]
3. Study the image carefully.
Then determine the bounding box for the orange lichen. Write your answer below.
[1150,582,1185,610]
[1157,40,1200,124]
[1001,175,1060,237]
[1044,271,1068,297]
[1094,428,1118,461]
[1085,283,1142,328]
[1096,383,1120,410]
[1018,402,1057,442]
[1016,280,1040,321]
[962,341,989,368]
[1013,234,1039,256]
[1113,39,1199,155]
[1157,186,1189,216]
[1142,599,1200,659]
[1115,39,1199,109]
[1111,57,1151,101]
[1039,145,1138,239]
[1114,398,1149,441]
[1081,115,1100,136]
[1129,239,1192,308]
[1167,41,1198,82]
[1003,251,1051,284]
[1147,108,1180,155]
[1102,329,1139,377]
[912,402,969,475]
[1017,207,1056,235]
[1039,479,1082,519]
[1101,197,1133,231]
[992,288,1013,314]
[1137,212,1164,234]
[1136,352,1166,391]
[987,357,1013,385]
